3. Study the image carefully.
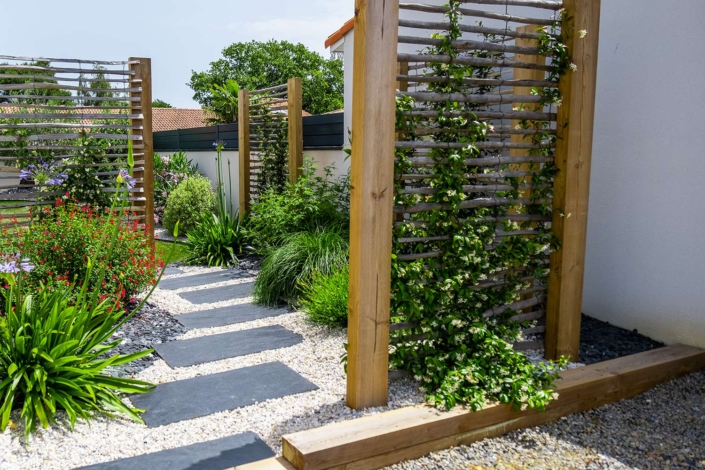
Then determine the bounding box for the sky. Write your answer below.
[0,0,353,108]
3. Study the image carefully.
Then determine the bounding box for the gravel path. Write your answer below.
[387,370,705,470]
[0,265,424,470]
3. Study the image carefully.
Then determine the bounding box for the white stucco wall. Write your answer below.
[582,0,705,348]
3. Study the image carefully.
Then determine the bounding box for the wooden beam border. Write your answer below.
[240,345,705,470]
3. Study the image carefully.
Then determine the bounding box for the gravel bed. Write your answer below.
[387,370,705,470]
[580,314,664,365]
[106,302,187,376]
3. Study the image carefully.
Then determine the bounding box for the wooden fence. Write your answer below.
[0,55,154,242]
[237,78,303,216]
[347,0,600,409]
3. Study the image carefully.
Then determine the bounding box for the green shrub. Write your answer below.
[187,211,250,267]
[300,266,349,327]
[253,227,348,306]
[162,175,216,236]
[153,151,199,225]
[249,161,349,253]
[8,202,159,302]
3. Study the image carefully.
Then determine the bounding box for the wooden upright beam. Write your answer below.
[546,0,601,361]
[346,0,399,410]
[129,57,154,246]
[238,88,251,217]
[287,77,303,184]
[511,25,544,202]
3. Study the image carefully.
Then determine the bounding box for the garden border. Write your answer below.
[236,344,705,470]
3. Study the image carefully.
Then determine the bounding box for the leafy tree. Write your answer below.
[152,99,173,108]
[189,40,343,116]
[205,79,239,125]
[77,66,116,107]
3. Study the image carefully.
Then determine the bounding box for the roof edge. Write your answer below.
[324,17,355,49]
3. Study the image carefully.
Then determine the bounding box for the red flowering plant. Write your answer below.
[7,199,162,303]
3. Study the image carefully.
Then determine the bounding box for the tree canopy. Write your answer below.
[152,99,173,108]
[189,40,343,116]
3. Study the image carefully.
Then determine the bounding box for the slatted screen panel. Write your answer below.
[390,0,564,363]
[0,55,151,230]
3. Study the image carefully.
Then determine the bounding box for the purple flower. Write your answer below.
[117,169,137,189]
[0,261,19,274]
[20,258,34,273]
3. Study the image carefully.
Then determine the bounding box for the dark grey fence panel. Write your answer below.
[154,113,344,152]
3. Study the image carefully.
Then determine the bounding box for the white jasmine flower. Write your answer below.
[569,63,578,72]
[579,30,587,38]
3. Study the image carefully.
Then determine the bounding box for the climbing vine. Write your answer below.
[390,3,576,411]
[251,106,288,195]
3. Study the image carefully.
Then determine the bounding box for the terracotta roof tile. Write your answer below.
[152,108,214,132]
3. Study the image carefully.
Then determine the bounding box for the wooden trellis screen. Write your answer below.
[237,78,303,215]
[0,55,154,242]
[347,0,600,409]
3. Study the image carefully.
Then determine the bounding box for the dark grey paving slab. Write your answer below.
[155,326,302,368]
[158,270,240,290]
[73,432,273,470]
[163,267,183,276]
[130,361,317,427]
[178,282,254,304]
[177,303,289,330]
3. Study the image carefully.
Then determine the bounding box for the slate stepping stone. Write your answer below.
[73,432,273,470]
[163,267,183,276]
[155,325,302,368]
[158,271,240,290]
[130,361,317,427]
[177,303,289,330]
[178,282,254,304]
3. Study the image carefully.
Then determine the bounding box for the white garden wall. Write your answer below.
[582,0,705,348]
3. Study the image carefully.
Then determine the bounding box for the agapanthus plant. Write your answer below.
[19,158,68,188]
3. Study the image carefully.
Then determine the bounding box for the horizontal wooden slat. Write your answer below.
[0,94,139,103]
[402,109,557,121]
[0,133,141,142]
[398,53,554,72]
[399,3,555,26]
[395,197,550,214]
[397,74,556,89]
[0,64,134,75]
[0,113,141,120]
[0,123,142,130]
[0,55,139,65]
[0,103,136,111]
[0,83,140,93]
[250,83,288,95]
[398,19,543,40]
[459,0,563,10]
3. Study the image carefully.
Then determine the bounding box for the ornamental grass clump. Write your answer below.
[253,227,348,306]
[299,265,349,327]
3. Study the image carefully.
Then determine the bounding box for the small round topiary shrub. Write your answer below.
[162,175,216,235]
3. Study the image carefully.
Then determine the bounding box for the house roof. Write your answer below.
[152,108,213,132]
[324,17,355,49]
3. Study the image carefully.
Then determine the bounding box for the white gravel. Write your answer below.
[0,266,424,470]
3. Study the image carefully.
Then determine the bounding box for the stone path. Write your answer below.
[77,268,316,470]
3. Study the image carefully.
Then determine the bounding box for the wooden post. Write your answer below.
[129,57,154,246]
[346,0,399,410]
[545,0,601,362]
[397,61,409,92]
[238,88,251,217]
[287,77,303,184]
